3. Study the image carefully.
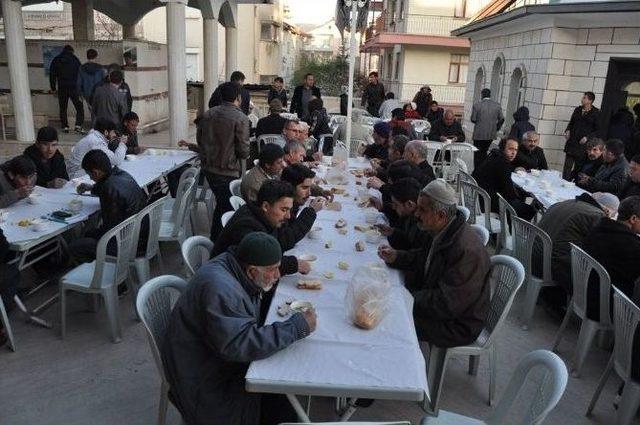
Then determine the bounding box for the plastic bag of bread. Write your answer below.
[345,266,391,330]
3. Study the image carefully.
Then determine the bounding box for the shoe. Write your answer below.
[63,127,70,133]
[74,126,86,135]
[117,283,129,298]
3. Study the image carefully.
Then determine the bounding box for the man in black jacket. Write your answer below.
[563,91,600,179]
[267,76,288,108]
[428,110,465,142]
[403,140,436,186]
[513,131,548,171]
[361,71,385,117]
[619,154,640,200]
[212,180,313,276]
[290,73,321,122]
[23,126,69,188]
[577,138,628,194]
[256,99,287,138]
[209,70,251,115]
[572,138,604,181]
[280,163,326,220]
[49,45,84,134]
[71,149,148,263]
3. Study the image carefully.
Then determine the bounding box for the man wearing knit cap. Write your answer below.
[378,179,491,348]
[162,232,316,425]
[362,121,392,161]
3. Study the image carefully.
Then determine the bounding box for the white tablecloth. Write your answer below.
[119,150,197,187]
[246,158,429,403]
[512,170,586,209]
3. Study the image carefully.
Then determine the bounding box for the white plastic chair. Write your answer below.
[60,215,138,343]
[496,194,516,255]
[159,177,196,248]
[456,169,477,200]
[425,141,442,167]
[441,143,475,181]
[130,197,166,287]
[511,216,555,331]
[195,173,214,224]
[221,210,235,227]
[136,275,188,425]
[459,180,500,234]
[229,179,242,197]
[230,195,246,211]
[422,350,568,425]
[454,157,468,173]
[411,119,431,137]
[587,288,640,424]
[181,236,214,278]
[317,133,334,154]
[162,166,199,223]
[0,296,16,351]
[257,134,285,153]
[552,243,612,378]
[470,224,490,246]
[426,255,525,414]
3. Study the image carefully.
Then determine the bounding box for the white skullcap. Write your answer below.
[592,192,620,212]
[421,178,457,206]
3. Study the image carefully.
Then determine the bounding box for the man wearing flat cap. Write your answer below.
[162,232,317,425]
[378,179,491,348]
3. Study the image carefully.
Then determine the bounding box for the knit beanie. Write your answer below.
[373,121,391,137]
[236,232,282,266]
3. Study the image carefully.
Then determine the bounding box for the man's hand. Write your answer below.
[16,185,34,199]
[76,183,92,194]
[178,139,189,148]
[302,308,317,333]
[321,190,334,202]
[309,197,325,212]
[374,223,393,236]
[297,259,311,274]
[515,167,526,173]
[577,173,590,186]
[364,168,376,177]
[312,151,323,162]
[377,245,397,264]
[49,178,68,189]
[439,136,448,142]
[579,136,588,145]
[367,176,384,190]
[137,146,148,154]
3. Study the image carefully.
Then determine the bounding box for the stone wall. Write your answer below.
[464,24,640,170]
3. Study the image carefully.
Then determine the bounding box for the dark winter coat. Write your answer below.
[209,83,251,115]
[290,85,322,119]
[426,107,444,125]
[608,108,635,159]
[565,106,600,158]
[49,49,81,91]
[472,148,519,212]
[309,107,332,139]
[361,82,385,117]
[508,106,535,142]
[619,177,640,200]
[255,114,287,138]
[77,62,107,102]
[267,87,288,108]
[512,146,548,171]
[572,156,603,181]
[23,145,69,187]
[413,90,432,118]
[428,119,465,142]
[387,215,431,251]
[578,155,629,195]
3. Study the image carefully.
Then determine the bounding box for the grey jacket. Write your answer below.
[0,169,20,208]
[91,83,128,127]
[241,166,272,203]
[161,251,310,425]
[471,98,504,141]
[197,102,250,177]
[580,155,629,195]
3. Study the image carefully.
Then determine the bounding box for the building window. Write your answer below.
[454,0,467,18]
[399,0,405,20]
[261,22,277,42]
[185,53,199,81]
[448,54,469,83]
[394,52,401,80]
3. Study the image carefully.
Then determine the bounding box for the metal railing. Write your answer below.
[380,80,465,105]
[365,13,467,40]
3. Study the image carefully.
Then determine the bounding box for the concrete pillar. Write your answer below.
[165,0,189,144]
[225,25,238,80]
[203,18,219,101]
[71,0,95,40]
[1,0,35,141]
[122,24,137,39]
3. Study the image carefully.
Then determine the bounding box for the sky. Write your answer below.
[286,0,336,25]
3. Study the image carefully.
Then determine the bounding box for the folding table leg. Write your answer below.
[285,394,311,422]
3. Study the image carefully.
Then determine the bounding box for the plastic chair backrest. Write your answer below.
[569,243,612,325]
[135,275,188,381]
[133,196,167,261]
[442,143,475,180]
[424,141,441,166]
[350,139,368,157]
[168,177,195,238]
[257,134,285,148]
[511,216,552,283]
[221,210,235,227]
[181,236,214,277]
[280,112,298,120]
[497,193,517,250]
[454,157,468,173]
[457,169,477,197]
[612,288,640,381]
[170,166,199,221]
[485,349,568,425]
[229,179,242,197]
[91,214,137,289]
[459,180,492,230]
[470,223,490,246]
[411,119,430,132]
[230,195,246,211]
[483,255,525,346]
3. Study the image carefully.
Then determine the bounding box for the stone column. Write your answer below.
[1,0,35,141]
[203,18,219,102]
[164,0,189,145]
[122,24,137,39]
[225,25,238,80]
[71,0,95,40]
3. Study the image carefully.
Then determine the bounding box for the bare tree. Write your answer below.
[94,11,121,41]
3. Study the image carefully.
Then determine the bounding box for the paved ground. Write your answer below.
[0,187,630,425]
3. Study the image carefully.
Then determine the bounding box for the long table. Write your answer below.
[511,169,586,209]
[245,159,429,422]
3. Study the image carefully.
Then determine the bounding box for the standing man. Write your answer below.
[77,48,107,121]
[361,71,385,117]
[197,82,251,240]
[208,70,251,115]
[49,45,84,134]
[91,70,129,128]
[267,76,288,108]
[471,88,504,168]
[413,86,432,118]
[563,91,600,179]
[290,73,321,122]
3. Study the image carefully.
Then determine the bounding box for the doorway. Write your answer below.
[600,58,640,134]
[505,67,526,128]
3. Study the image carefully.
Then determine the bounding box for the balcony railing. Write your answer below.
[365,13,467,40]
[380,80,465,105]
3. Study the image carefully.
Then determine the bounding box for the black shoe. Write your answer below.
[117,283,129,298]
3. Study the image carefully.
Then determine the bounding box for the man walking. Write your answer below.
[197,82,251,240]
[49,45,84,134]
[208,70,251,115]
[290,73,321,122]
[77,49,107,117]
[471,88,504,168]
[91,70,129,128]
[361,71,385,117]
[563,91,600,179]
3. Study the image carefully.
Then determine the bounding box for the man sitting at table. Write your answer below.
[571,138,604,181]
[577,138,629,194]
[473,137,536,220]
[619,154,640,200]
[255,99,287,138]
[23,126,69,188]
[283,141,306,166]
[70,149,147,264]
[378,179,491,348]
[0,156,36,208]
[369,135,410,181]
[212,180,314,276]
[533,192,619,313]
[513,131,548,171]
[389,108,418,140]
[162,232,316,425]
[368,160,425,226]
[428,110,465,143]
[241,144,285,203]
[280,163,326,222]
[67,118,127,178]
[121,111,149,155]
[362,122,392,161]
[403,140,436,186]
